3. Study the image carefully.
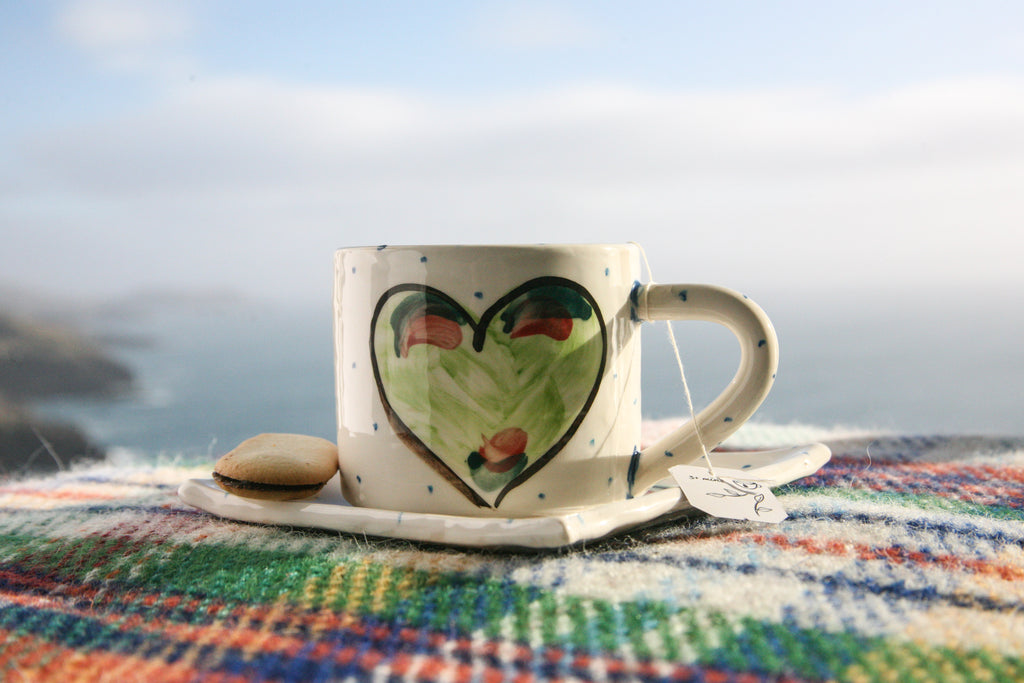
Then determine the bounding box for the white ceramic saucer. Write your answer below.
[178,443,830,549]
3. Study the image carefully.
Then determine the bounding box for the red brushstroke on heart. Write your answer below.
[507,298,574,341]
[400,314,463,357]
[509,316,573,340]
[479,427,528,473]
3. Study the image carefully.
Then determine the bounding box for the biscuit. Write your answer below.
[213,433,338,501]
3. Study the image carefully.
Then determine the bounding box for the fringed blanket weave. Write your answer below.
[1,428,1022,682]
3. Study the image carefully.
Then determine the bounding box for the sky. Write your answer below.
[2,1,1024,308]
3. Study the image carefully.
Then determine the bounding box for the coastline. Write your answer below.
[0,312,133,475]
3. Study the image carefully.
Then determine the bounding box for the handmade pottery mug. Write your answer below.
[333,243,778,517]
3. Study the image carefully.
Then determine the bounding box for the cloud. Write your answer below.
[4,77,1024,302]
[471,3,604,49]
[55,0,193,73]
[24,78,1024,189]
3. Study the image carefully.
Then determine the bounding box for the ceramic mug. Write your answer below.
[333,243,778,517]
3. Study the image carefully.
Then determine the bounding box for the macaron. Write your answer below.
[213,433,339,501]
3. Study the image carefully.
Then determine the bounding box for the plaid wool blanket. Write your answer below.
[0,425,1022,682]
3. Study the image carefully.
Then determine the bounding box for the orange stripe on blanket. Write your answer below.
[746,532,1024,582]
[1,586,357,663]
[0,628,251,683]
[0,488,124,502]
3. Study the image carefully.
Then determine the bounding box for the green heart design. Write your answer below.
[370,277,607,508]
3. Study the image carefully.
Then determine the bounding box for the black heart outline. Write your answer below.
[369,276,607,508]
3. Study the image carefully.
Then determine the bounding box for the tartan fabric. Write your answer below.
[0,428,1022,682]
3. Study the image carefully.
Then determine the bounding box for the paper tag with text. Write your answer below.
[669,465,788,523]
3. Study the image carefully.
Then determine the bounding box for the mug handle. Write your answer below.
[628,283,779,496]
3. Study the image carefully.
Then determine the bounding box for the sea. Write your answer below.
[32,285,1024,464]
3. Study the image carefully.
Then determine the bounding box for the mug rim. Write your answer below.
[335,242,637,252]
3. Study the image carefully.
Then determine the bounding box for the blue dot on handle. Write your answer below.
[474,291,484,299]
[589,438,596,446]
[538,493,546,499]
[605,267,610,276]
[607,477,613,486]
[351,267,357,274]
[665,450,674,457]
[376,244,387,250]
[758,339,767,348]
[678,290,688,302]
[420,256,428,263]
[724,417,734,423]
[356,475,362,483]
[427,485,434,493]
[372,423,378,431]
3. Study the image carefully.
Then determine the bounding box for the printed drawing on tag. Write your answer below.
[708,477,777,516]
[669,465,788,523]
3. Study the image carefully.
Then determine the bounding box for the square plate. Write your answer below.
[178,443,830,549]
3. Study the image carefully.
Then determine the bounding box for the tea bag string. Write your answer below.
[632,243,717,477]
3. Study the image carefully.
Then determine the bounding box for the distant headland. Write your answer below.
[0,311,134,475]
[0,283,254,475]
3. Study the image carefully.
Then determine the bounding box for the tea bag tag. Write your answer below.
[669,465,788,523]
